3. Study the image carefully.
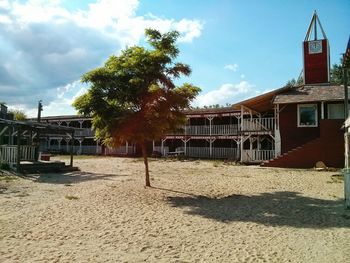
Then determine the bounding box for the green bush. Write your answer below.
[0,162,10,171]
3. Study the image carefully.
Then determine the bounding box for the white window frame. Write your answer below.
[327,103,345,120]
[297,104,318,127]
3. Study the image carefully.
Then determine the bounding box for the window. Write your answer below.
[327,103,345,119]
[298,104,318,127]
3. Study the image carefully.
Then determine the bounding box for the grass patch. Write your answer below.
[0,175,18,182]
[330,174,344,183]
[65,195,79,200]
[0,162,11,170]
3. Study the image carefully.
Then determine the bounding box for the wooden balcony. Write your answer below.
[241,117,274,132]
[170,124,239,136]
[74,128,95,137]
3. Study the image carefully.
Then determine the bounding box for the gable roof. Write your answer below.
[273,84,345,104]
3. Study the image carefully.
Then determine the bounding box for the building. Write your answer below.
[38,11,346,168]
[0,103,14,120]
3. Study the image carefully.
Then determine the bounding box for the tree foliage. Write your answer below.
[330,61,343,85]
[73,29,200,186]
[9,109,27,121]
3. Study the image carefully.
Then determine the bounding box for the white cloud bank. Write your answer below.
[193,81,259,107]
[0,0,204,116]
[224,63,238,72]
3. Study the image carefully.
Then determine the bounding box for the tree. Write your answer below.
[73,29,200,187]
[330,61,343,85]
[9,109,27,121]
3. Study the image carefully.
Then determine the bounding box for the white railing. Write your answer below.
[20,145,36,161]
[241,150,275,162]
[211,124,239,135]
[171,124,239,135]
[105,146,134,155]
[175,147,238,159]
[42,145,102,155]
[74,129,95,137]
[0,145,36,165]
[0,146,17,165]
[76,146,102,155]
[153,146,169,156]
[242,118,274,131]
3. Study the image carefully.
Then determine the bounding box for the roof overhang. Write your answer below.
[0,118,75,135]
[231,86,291,113]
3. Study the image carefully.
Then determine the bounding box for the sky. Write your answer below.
[0,0,349,117]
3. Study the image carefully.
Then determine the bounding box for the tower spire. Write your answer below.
[304,10,327,42]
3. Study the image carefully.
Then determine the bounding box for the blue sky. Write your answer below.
[0,0,349,117]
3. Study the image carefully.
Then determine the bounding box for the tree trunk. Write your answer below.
[141,142,151,187]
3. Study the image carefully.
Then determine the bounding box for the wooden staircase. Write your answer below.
[262,136,343,168]
[263,119,345,168]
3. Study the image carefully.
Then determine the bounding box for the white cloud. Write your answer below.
[240,74,245,79]
[0,0,204,114]
[0,0,10,10]
[193,81,259,107]
[224,63,238,72]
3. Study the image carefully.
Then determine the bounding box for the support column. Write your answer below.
[344,67,348,117]
[16,127,21,173]
[78,139,83,155]
[126,141,129,155]
[161,139,165,156]
[207,117,214,158]
[58,138,62,151]
[70,132,74,167]
[274,104,281,157]
[240,137,244,163]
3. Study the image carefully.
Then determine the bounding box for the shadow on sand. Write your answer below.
[164,190,350,229]
[29,171,129,185]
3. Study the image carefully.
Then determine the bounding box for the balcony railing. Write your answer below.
[74,128,95,137]
[171,124,239,135]
[242,118,274,131]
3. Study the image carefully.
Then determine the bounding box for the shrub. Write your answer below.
[0,162,10,171]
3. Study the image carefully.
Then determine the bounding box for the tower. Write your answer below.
[303,11,330,85]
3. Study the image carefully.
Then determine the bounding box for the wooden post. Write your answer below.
[161,139,164,156]
[344,68,350,208]
[344,68,348,117]
[70,131,74,167]
[16,127,21,173]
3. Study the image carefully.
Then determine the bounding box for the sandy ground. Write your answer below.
[1,156,350,263]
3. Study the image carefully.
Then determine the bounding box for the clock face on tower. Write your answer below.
[308,40,322,54]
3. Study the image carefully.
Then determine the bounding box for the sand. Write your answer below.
[1,156,350,262]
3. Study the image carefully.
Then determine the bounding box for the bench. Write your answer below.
[166,151,184,156]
